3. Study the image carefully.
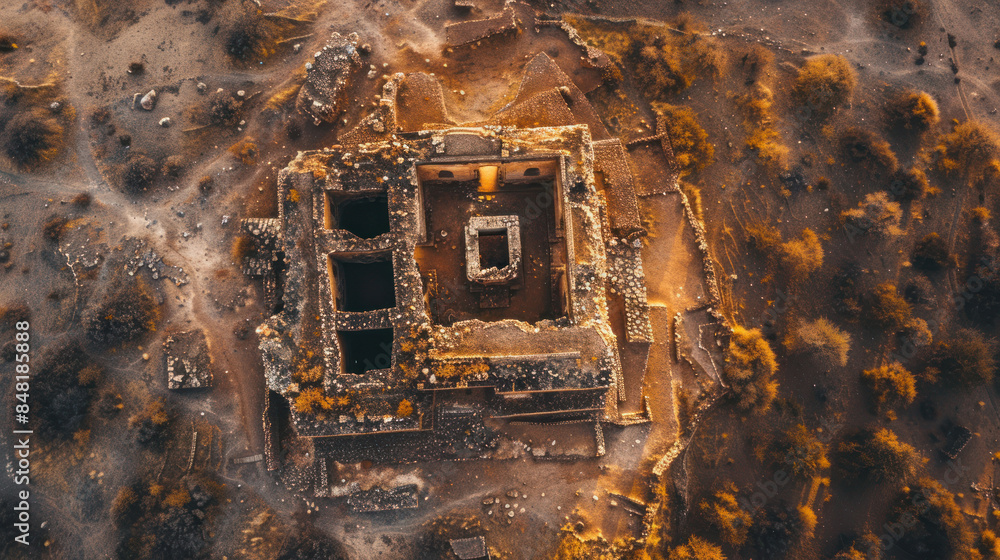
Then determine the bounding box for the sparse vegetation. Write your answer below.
[129,398,171,450]
[740,83,788,170]
[793,55,857,116]
[229,137,259,165]
[783,317,851,367]
[745,222,782,253]
[114,473,222,559]
[1,109,64,169]
[840,127,898,172]
[911,232,951,271]
[118,152,159,194]
[860,363,917,417]
[654,103,715,177]
[82,277,162,346]
[886,90,939,131]
[925,329,996,388]
[833,533,884,560]
[34,342,100,440]
[774,424,830,477]
[700,482,752,547]
[396,398,413,417]
[42,214,70,242]
[293,387,337,415]
[668,535,726,560]
[861,283,912,333]
[836,428,921,485]
[224,2,275,64]
[888,167,930,201]
[934,121,1000,181]
[750,503,809,558]
[892,478,978,559]
[778,228,824,285]
[841,191,903,238]
[209,90,245,126]
[878,0,924,29]
[722,326,779,413]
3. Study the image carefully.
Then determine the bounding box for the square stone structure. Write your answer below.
[258,125,651,441]
[164,330,213,390]
[464,215,521,285]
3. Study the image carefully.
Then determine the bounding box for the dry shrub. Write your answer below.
[861,362,916,416]
[294,365,323,384]
[632,41,691,97]
[294,387,336,415]
[566,14,725,97]
[129,398,171,450]
[774,424,830,477]
[841,191,903,238]
[911,232,950,271]
[110,486,139,524]
[72,192,92,207]
[862,283,912,332]
[668,535,726,560]
[223,2,276,64]
[198,175,214,194]
[888,167,929,201]
[82,277,162,346]
[1,109,63,169]
[745,221,782,253]
[723,326,779,413]
[654,103,714,176]
[118,153,159,194]
[231,234,253,263]
[886,90,939,131]
[903,275,934,305]
[925,329,996,388]
[779,228,824,284]
[877,0,925,29]
[681,182,703,222]
[892,478,977,558]
[700,482,753,547]
[784,317,851,367]
[833,533,884,560]
[793,54,857,116]
[840,127,898,171]
[209,90,245,126]
[741,84,789,170]
[72,0,143,38]
[229,138,259,165]
[979,530,1000,558]
[396,399,413,417]
[934,120,1000,180]
[836,427,920,485]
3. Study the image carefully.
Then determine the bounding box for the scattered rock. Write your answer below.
[296,32,362,124]
[140,90,157,111]
[159,117,171,127]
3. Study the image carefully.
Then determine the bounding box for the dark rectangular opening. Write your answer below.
[478,230,510,269]
[338,329,394,374]
[329,256,396,312]
[326,193,391,238]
